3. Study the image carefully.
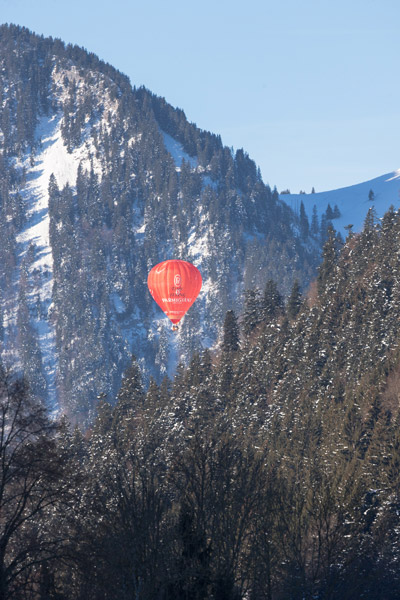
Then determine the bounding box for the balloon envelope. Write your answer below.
[147,260,202,324]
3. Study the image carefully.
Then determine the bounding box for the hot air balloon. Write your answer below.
[147,260,202,331]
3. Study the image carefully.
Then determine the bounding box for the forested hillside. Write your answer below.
[0,24,319,422]
[3,206,400,599]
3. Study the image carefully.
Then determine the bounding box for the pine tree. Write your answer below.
[286,280,302,319]
[221,310,240,353]
[326,203,334,220]
[299,200,310,239]
[320,213,328,245]
[262,279,284,322]
[357,206,379,267]
[317,225,338,295]
[93,398,113,436]
[311,204,319,236]
[113,355,144,433]
[242,289,262,338]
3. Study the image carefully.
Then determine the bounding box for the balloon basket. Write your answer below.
[172,325,179,333]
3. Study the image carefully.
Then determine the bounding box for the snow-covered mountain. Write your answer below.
[281,170,400,237]
[0,25,319,422]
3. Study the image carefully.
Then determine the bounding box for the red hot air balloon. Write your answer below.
[147,260,202,331]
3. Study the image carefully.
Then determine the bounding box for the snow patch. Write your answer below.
[162,131,198,170]
[188,226,211,263]
[16,115,79,268]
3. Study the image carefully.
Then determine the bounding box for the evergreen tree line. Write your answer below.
[3,206,400,599]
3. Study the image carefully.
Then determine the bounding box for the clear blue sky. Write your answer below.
[1,0,400,193]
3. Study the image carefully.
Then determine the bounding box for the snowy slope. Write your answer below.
[281,170,400,236]
[162,132,198,170]
[10,114,97,409]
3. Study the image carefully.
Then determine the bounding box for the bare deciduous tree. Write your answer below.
[0,369,68,599]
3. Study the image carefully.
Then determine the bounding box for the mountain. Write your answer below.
[0,24,319,423]
[281,169,400,239]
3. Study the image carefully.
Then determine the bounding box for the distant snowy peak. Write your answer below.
[280,169,400,236]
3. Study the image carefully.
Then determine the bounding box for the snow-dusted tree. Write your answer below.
[112,354,145,436]
[262,279,284,323]
[317,225,338,296]
[242,289,262,338]
[221,310,240,354]
[286,279,302,319]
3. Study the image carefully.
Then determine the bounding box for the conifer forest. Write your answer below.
[1,24,400,600]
